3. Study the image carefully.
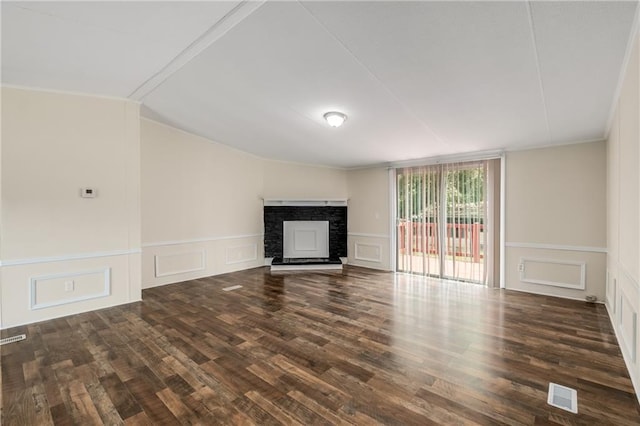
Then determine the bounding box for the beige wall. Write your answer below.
[141,119,264,288]
[607,33,640,397]
[504,141,607,300]
[142,119,264,243]
[1,87,141,328]
[141,120,350,288]
[263,160,347,200]
[347,167,392,270]
[0,89,354,325]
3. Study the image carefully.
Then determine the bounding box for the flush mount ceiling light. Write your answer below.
[324,111,347,128]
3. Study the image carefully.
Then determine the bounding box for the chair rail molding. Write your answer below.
[505,242,606,253]
[0,249,141,267]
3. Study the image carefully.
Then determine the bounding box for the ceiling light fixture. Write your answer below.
[324,111,347,128]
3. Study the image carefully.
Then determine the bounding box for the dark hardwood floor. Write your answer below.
[2,266,639,425]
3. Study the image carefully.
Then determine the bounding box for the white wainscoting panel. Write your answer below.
[142,235,265,289]
[226,243,258,265]
[606,270,617,313]
[519,257,586,290]
[154,250,206,278]
[619,289,638,363]
[607,265,640,404]
[505,246,605,301]
[2,253,135,329]
[348,234,390,271]
[30,268,111,310]
[354,242,382,263]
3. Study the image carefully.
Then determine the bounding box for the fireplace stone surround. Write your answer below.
[263,200,347,267]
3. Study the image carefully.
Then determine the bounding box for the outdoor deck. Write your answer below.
[398,221,485,283]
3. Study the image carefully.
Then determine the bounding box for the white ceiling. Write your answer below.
[2,1,638,168]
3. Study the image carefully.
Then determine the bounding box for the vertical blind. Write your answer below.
[396,160,490,284]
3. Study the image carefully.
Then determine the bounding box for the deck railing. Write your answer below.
[397,221,483,262]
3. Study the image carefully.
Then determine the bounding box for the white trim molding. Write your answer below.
[30,268,111,310]
[129,1,266,100]
[606,270,617,314]
[519,257,586,290]
[388,149,504,169]
[1,249,141,267]
[506,242,606,253]
[508,287,604,304]
[2,83,138,104]
[354,242,382,263]
[500,154,506,289]
[263,199,347,206]
[154,250,206,278]
[142,234,263,248]
[225,243,258,265]
[348,232,390,239]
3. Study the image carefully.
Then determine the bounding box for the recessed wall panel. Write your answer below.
[226,243,258,265]
[30,268,110,310]
[154,251,205,277]
[354,242,382,263]
[520,257,585,290]
[620,289,638,363]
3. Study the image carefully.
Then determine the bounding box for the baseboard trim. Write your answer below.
[347,261,392,272]
[504,286,604,304]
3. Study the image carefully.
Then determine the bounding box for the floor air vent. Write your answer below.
[223,285,243,291]
[0,334,26,346]
[548,382,578,414]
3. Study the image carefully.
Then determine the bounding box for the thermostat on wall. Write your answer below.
[81,188,96,198]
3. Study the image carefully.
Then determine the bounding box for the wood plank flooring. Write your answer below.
[2,266,639,425]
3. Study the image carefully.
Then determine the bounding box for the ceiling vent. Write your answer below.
[547,382,578,414]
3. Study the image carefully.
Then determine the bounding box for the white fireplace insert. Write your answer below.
[283,220,329,258]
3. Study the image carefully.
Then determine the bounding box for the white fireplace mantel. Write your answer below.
[263,199,348,207]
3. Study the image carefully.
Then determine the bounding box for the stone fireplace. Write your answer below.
[263,200,347,270]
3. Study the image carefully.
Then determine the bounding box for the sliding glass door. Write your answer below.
[396,160,492,284]
[397,166,442,277]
